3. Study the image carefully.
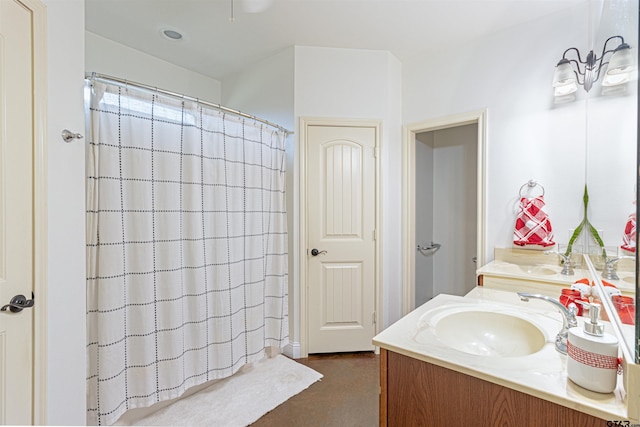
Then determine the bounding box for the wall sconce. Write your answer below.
[552,35,635,97]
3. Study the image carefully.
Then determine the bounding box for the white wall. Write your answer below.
[404,5,590,260]
[222,47,295,130]
[43,0,86,424]
[586,93,638,250]
[415,132,434,305]
[85,31,222,103]
[294,46,404,329]
[383,53,404,326]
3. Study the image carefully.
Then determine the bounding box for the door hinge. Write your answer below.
[372,311,377,325]
[374,147,379,158]
[372,229,376,241]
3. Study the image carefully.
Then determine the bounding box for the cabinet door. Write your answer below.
[382,350,604,427]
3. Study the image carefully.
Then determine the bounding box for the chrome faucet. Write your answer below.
[602,255,634,280]
[517,292,578,354]
[543,250,574,275]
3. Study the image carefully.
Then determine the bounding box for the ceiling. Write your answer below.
[85,0,586,81]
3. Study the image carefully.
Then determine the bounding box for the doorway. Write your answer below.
[415,124,477,306]
[402,111,487,313]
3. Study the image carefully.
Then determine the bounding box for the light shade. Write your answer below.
[602,43,634,86]
[553,59,578,95]
[606,43,634,74]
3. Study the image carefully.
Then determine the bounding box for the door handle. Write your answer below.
[1,292,34,313]
[310,248,327,256]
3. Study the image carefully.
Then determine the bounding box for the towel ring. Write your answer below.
[519,180,545,198]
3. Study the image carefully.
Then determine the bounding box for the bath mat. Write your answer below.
[120,355,322,427]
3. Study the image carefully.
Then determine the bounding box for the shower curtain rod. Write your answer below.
[86,72,293,135]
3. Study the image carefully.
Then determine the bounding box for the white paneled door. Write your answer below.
[307,124,377,353]
[0,0,36,424]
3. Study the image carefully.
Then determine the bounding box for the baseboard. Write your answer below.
[283,341,301,359]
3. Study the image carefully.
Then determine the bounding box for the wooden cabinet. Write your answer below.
[379,349,605,427]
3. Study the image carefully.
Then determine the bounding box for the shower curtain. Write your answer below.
[86,81,289,426]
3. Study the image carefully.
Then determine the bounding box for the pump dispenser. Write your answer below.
[567,303,619,393]
[583,304,605,336]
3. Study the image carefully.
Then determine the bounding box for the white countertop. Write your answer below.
[477,259,636,295]
[373,287,628,421]
[476,260,588,285]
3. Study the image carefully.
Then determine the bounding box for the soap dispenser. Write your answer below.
[567,303,619,393]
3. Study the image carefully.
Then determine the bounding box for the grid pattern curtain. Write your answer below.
[86,81,289,426]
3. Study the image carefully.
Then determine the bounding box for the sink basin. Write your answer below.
[622,276,635,284]
[416,307,547,357]
[493,262,556,276]
[514,265,556,275]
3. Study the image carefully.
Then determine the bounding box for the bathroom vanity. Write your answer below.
[380,350,602,426]
[373,288,630,426]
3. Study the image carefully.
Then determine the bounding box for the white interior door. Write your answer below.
[0,0,36,423]
[307,124,377,354]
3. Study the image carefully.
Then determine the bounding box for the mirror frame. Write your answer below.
[636,3,639,362]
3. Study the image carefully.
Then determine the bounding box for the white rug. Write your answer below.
[120,355,322,427]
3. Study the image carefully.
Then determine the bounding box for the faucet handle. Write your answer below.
[604,256,620,267]
[602,256,624,280]
[544,250,573,275]
[605,255,634,266]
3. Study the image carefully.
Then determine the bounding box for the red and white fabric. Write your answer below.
[513,196,555,247]
[621,212,636,253]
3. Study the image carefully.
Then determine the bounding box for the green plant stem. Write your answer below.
[565,220,583,257]
[564,185,606,259]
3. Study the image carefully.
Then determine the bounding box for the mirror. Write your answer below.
[585,0,638,361]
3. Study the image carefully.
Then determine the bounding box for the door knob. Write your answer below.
[310,248,327,256]
[1,292,34,313]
